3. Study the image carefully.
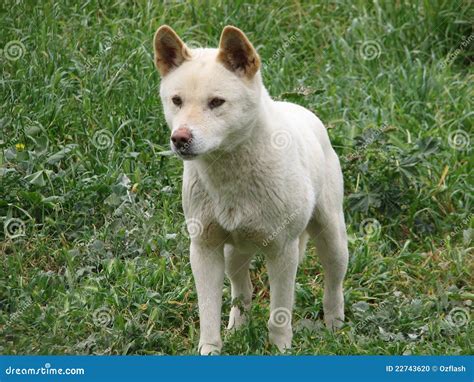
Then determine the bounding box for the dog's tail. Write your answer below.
[298,231,310,264]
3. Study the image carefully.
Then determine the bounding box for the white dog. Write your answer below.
[153,25,348,354]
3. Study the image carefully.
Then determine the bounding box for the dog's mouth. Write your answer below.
[173,148,198,160]
[177,152,198,160]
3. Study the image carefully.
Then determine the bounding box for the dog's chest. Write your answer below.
[203,168,284,233]
[211,182,267,232]
[190,153,310,240]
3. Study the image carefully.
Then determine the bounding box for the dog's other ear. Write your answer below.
[153,25,191,76]
[217,26,260,78]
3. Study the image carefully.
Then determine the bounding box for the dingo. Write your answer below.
[153,25,348,354]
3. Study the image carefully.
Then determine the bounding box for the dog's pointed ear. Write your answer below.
[153,25,191,76]
[217,26,260,78]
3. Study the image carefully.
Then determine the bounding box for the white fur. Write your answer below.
[158,40,348,355]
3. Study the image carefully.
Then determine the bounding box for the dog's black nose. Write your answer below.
[171,128,192,150]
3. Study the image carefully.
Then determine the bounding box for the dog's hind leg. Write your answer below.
[298,231,310,263]
[308,208,348,330]
[224,244,253,330]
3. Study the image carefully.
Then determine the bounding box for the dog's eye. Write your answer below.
[209,97,225,109]
[172,96,182,107]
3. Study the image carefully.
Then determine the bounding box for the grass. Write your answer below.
[0,0,472,355]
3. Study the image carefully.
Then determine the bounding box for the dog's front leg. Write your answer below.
[266,240,299,352]
[190,240,225,355]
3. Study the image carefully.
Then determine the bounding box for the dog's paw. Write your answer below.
[324,313,344,331]
[199,343,222,355]
[268,319,293,352]
[226,306,248,331]
[268,331,292,353]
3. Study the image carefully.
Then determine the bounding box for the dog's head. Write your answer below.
[153,25,262,160]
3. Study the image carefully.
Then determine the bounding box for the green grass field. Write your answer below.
[1,0,472,355]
